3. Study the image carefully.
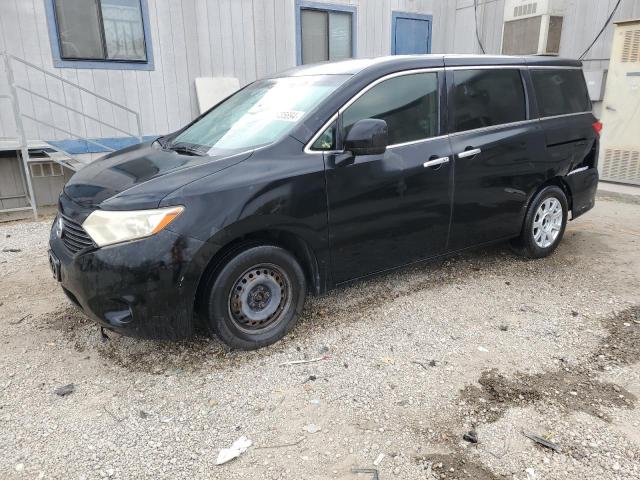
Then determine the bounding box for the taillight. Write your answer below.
[592,120,603,136]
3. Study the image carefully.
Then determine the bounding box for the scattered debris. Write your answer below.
[103,405,124,422]
[216,436,252,465]
[303,423,320,434]
[351,467,379,480]
[139,410,150,419]
[2,247,21,252]
[9,314,31,325]
[523,431,560,452]
[498,324,508,331]
[278,355,329,367]
[411,360,437,370]
[477,346,489,353]
[373,453,385,466]
[526,467,537,479]
[255,437,305,450]
[54,383,75,397]
[309,399,320,405]
[571,310,579,317]
[100,327,110,342]
[463,429,479,444]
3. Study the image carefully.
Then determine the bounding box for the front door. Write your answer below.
[323,70,452,284]
[392,12,432,55]
[446,67,546,250]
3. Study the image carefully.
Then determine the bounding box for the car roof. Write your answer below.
[272,54,582,78]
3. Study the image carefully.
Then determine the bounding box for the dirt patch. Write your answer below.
[415,453,500,480]
[458,307,639,424]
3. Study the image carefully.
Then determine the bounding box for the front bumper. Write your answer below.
[49,197,213,339]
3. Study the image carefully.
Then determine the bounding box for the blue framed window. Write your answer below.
[391,11,432,55]
[296,1,357,65]
[44,0,154,70]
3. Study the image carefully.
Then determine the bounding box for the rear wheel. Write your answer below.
[511,186,568,258]
[205,245,306,350]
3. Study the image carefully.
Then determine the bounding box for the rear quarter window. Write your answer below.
[452,69,527,133]
[531,69,591,117]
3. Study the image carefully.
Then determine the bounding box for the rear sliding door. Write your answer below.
[447,67,547,250]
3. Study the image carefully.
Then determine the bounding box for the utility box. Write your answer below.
[502,0,565,55]
[599,20,640,186]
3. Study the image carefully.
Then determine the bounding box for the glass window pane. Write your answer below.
[531,69,591,117]
[172,75,348,154]
[101,0,147,61]
[343,73,439,146]
[54,0,105,59]
[301,9,329,64]
[452,69,526,133]
[311,121,337,150]
[329,12,352,61]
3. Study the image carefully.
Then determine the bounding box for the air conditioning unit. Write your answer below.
[502,0,565,55]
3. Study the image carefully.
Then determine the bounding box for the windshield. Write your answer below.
[168,75,349,155]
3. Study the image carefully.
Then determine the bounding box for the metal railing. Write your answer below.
[0,51,143,219]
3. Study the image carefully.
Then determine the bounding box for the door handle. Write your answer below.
[458,148,481,159]
[423,156,450,168]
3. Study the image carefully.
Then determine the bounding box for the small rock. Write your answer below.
[303,424,320,434]
[2,247,21,253]
[54,383,75,397]
[139,410,150,419]
[571,310,579,317]
[15,463,24,472]
[373,453,385,466]
[499,324,508,331]
[463,430,478,443]
[308,375,317,381]
[477,346,489,353]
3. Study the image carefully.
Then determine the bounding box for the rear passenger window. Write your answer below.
[531,69,591,117]
[342,72,439,146]
[452,69,526,133]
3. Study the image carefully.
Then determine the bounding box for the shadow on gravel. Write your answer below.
[414,453,500,480]
[458,306,639,424]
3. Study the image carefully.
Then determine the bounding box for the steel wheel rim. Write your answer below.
[532,197,563,248]
[228,263,291,334]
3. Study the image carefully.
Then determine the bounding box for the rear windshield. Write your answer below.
[169,75,349,155]
[531,69,591,118]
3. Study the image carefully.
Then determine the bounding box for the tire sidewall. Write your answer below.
[207,245,306,350]
[523,186,568,258]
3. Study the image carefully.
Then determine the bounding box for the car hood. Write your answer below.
[63,141,253,209]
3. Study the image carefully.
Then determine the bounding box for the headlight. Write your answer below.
[82,206,184,247]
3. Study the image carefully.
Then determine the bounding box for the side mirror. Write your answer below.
[344,119,388,156]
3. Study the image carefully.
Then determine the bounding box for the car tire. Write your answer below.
[205,245,306,350]
[511,185,568,259]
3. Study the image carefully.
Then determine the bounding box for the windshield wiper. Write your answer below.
[165,143,206,156]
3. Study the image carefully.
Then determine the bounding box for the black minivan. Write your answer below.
[49,55,600,349]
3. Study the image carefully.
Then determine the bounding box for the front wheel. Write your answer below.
[205,245,306,350]
[511,186,568,258]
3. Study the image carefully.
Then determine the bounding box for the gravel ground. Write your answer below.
[0,196,638,480]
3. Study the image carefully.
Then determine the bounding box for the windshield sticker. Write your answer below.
[273,110,305,122]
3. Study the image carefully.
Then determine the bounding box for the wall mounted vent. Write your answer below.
[29,161,64,178]
[514,3,538,17]
[621,29,640,63]
[601,149,640,185]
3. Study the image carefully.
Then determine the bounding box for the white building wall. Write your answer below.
[1,0,640,144]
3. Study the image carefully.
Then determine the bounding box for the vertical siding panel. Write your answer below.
[168,0,194,124]
[218,0,236,77]
[195,0,213,77]
[230,0,247,83]
[253,0,268,78]
[206,0,224,76]
[242,0,258,82]
[147,0,170,134]
[182,0,202,118]
[155,0,180,131]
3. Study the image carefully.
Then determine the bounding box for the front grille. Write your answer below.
[61,215,95,254]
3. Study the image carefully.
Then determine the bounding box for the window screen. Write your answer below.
[300,8,353,64]
[53,0,147,62]
[452,69,526,133]
[342,72,439,146]
[531,69,591,117]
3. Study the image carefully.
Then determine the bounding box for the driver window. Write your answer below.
[342,72,439,146]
